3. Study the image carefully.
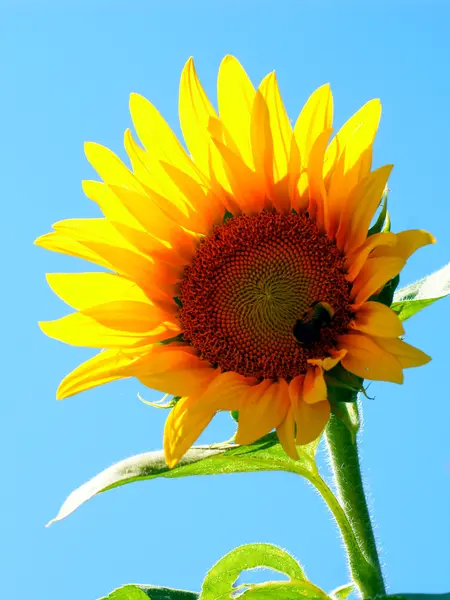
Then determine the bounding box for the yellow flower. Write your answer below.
[36,56,434,467]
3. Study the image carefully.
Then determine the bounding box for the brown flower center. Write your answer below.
[179,211,352,380]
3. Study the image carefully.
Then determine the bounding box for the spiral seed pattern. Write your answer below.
[179,211,352,380]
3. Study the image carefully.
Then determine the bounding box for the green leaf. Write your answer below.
[48,434,320,526]
[239,580,329,600]
[99,584,199,600]
[329,583,354,600]
[371,595,450,600]
[100,585,148,600]
[199,543,307,600]
[391,263,450,321]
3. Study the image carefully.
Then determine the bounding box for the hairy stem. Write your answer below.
[325,405,385,598]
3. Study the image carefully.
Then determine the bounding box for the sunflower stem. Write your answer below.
[325,405,386,598]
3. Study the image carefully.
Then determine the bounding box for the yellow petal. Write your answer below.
[259,71,293,183]
[57,349,141,399]
[276,407,298,460]
[294,84,333,168]
[83,180,144,231]
[289,373,329,444]
[373,337,431,368]
[217,55,256,168]
[110,220,186,268]
[87,183,168,241]
[132,348,216,397]
[164,396,216,468]
[235,380,289,445]
[307,349,348,371]
[40,301,177,348]
[326,129,375,222]
[345,231,397,282]
[34,231,113,270]
[350,256,405,305]
[336,165,393,254]
[307,128,333,230]
[250,84,275,199]
[303,366,327,405]
[52,217,135,250]
[350,301,404,338]
[123,128,192,209]
[46,272,151,310]
[371,230,436,261]
[46,221,178,297]
[160,160,223,230]
[84,142,145,191]
[179,57,217,174]
[124,130,211,235]
[294,400,330,445]
[179,60,235,203]
[287,137,302,209]
[338,332,404,383]
[124,128,216,234]
[129,92,203,182]
[190,371,256,413]
[212,138,265,213]
[106,185,198,259]
[83,242,159,291]
[288,374,305,404]
[324,99,381,182]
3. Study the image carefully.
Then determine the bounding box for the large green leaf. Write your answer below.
[391,263,450,321]
[100,584,199,600]
[199,543,307,600]
[47,434,319,526]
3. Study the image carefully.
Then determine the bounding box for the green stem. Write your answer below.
[292,461,377,598]
[325,405,386,598]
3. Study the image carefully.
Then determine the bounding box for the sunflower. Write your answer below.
[36,56,434,467]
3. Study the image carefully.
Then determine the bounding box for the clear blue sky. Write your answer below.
[1,1,449,598]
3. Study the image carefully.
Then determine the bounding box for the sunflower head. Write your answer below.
[36,56,434,467]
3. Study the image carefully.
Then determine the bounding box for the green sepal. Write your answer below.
[223,209,234,223]
[368,191,390,236]
[173,296,183,308]
[230,409,239,423]
[157,333,185,346]
[366,191,399,309]
[325,365,363,441]
[138,394,181,409]
[325,364,363,403]
[370,273,400,307]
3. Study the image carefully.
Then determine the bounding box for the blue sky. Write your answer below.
[1,1,449,598]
